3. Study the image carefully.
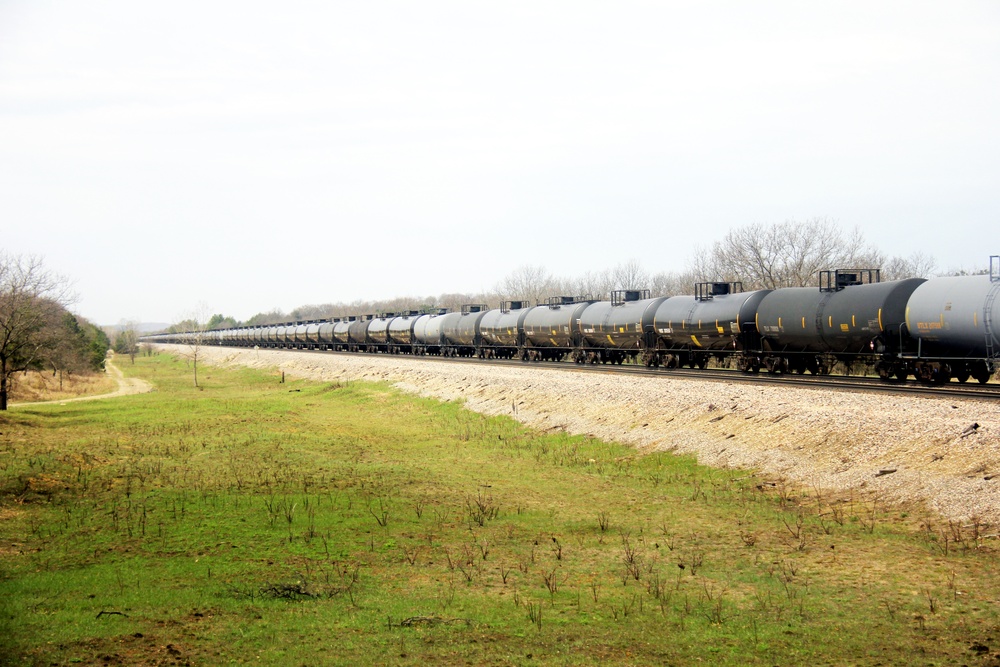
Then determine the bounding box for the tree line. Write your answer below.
[191,219,941,330]
[0,253,109,410]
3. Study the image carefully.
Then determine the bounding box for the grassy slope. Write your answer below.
[1,353,999,666]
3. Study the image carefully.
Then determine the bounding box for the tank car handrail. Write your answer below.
[544,295,593,307]
[819,269,880,292]
[695,282,743,301]
[611,289,649,306]
[500,300,530,313]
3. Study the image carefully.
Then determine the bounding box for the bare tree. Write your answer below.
[114,320,140,364]
[881,251,937,280]
[0,253,73,410]
[178,306,211,388]
[648,269,702,297]
[705,219,881,289]
[496,264,558,305]
[610,259,650,291]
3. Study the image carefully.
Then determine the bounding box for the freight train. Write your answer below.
[144,257,1000,385]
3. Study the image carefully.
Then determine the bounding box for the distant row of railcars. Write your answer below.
[144,258,1000,385]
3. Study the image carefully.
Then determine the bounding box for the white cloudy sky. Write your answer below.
[2,1,998,324]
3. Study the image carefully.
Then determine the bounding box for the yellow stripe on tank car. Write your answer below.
[607,334,615,344]
[852,315,856,327]
[690,335,702,348]
[828,315,832,328]
[975,312,979,327]
[878,308,882,331]
[801,316,805,328]
[778,317,782,328]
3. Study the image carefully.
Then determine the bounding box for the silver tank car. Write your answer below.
[413,310,452,355]
[274,324,290,347]
[522,296,594,361]
[440,305,488,357]
[902,273,1000,383]
[317,321,336,348]
[479,301,533,359]
[578,291,666,364]
[305,321,322,347]
[387,311,423,353]
[366,314,395,352]
[651,283,771,369]
[348,315,373,351]
[755,271,924,375]
[388,310,420,354]
[293,322,308,348]
[332,318,353,348]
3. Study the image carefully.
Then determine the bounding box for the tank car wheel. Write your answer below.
[954,370,970,383]
[876,363,893,381]
[972,362,993,384]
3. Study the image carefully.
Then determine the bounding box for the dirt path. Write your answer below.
[8,358,153,408]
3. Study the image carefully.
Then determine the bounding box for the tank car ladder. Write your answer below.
[986,256,1000,360]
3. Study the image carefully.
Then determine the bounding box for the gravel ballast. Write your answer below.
[172,345,1000,524]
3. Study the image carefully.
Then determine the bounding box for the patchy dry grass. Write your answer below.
[7,368,116,404]
[1,352,1000,666]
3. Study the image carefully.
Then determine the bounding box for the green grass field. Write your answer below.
[1,352,999,665]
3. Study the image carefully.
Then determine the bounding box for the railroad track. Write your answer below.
[210,345,1000,403]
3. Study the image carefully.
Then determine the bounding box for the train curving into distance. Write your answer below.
[144,257,1000,386]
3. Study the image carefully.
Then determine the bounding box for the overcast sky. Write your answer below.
[2,2,998,325]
